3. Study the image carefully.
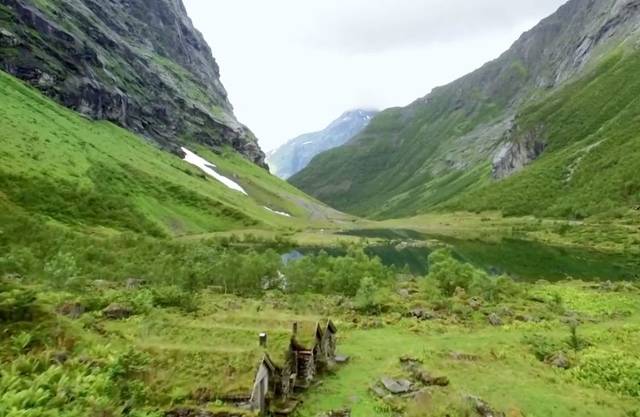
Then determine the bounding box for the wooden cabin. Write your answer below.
[248,319,340,415]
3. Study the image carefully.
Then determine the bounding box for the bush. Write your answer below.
[572,350,640,397]
[0,280,41,322]
[283,244,393,296]
[152,285,197,312]
[523,334,563,362]
[354,276,388,315]
[426,249,519,301]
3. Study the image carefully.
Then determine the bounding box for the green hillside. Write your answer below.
[446,50,640,219]
[0,70,341,237]
[290,0,640,221]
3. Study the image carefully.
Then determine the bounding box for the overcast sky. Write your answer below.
[183,0,567,152]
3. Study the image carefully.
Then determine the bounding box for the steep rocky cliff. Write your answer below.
[291,0,640,218]
[268,109,378,179]
[0,0,266,166]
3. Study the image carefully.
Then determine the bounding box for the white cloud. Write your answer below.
[183,0,567,151]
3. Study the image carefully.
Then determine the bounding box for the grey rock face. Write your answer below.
[0,0,266,167]
[268,109,378,179]
[492,125,547,179]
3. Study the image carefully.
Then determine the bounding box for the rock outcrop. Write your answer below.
[492,125,546,179]
[0,0,266,167]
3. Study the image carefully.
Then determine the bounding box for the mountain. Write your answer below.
[0,0,346,237]
[290,0,640,220]
[267,109,378,179]
[0,0,265,166]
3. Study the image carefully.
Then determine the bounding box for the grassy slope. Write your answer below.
[298,282,640,417]
[289,91,508,218]
[5,279,639,417]
[0,70,341,237]
[446,49,640,219]
[292,42,640,223]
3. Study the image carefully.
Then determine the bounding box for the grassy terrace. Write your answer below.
[3,276,640,417]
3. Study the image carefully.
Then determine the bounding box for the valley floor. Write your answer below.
[2,277,640,417]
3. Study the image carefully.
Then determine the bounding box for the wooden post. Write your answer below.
[259,332,268,348]
[292,322,298,336]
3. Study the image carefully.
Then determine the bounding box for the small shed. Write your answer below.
[316,320,338,371]
[248,319,340,415]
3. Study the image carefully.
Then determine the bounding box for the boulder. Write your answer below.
[468,297,483,310]
[466,395,506,417]
[57,302,85,319]
[488,313,503,326]
[126,278,146,289]
[411,367,450,387]
[408,308,436,321]
[380,377,413,394]
[547,352,571,369]
[102,303,134,320]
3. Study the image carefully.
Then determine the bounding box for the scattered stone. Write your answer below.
[514,314,534,322]
[57,302,85,319]
[370,385,388,398]
[408,308,436,321]
[449,351,480,361]
[52,351,69,364]
[412,369,450,387]
[165,409,242,417]
[547,352,571,369]
[102,303,134,320]
[191,387,213,404]
[334,355,350,364]
[0,28,19,47]
[466,395,506,417]
[397,289,410,299]
[92,279,117,289]
[316,410,351,417]
[498,307,513,317]
[488,313,503,326]
[126,278,146,289]
[399,355,423,365]
[380,377,413,394]
[468,297,483,310]
[2,273,22,281]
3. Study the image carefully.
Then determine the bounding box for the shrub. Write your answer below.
[427,249,517,300]
[0,280,40,322]
[283,244,393,296]
[152,285,197,312]
[572,350,640,397]
[43,251,80,289]
[354,276,387,314]
[523,334,563,362]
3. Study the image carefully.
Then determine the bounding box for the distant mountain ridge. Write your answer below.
[267,109,378,179]
[0,0,265,166]
[291,0,640,220]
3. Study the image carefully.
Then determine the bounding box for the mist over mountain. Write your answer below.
[268,109,378,179]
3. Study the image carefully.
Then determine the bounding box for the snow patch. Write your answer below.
[181,147,247,195]
[264,206,291,217]
[302,141,313,145]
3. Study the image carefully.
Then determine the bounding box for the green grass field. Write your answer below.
[3,276,640,417]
